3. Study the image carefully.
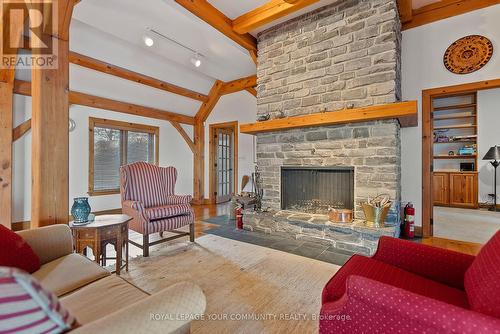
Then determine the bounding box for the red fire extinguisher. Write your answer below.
[236,207,243,229]
[404,203,415,239]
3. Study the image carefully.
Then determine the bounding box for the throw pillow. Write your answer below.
[0,225,40,273]
[0,267,76,333]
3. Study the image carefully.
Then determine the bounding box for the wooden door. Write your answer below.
[449,173,478,208]
[433,172,449,206]
[209,122,239,204]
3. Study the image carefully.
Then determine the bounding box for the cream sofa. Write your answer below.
[17,225,206,334]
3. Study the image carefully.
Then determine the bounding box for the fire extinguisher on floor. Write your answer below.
[236,207,243,229]
[404,203,415,239]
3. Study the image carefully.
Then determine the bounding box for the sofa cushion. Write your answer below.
[0,225,40,273]
[146,204,192,220]
[148,213,193,234]
[32,254,110,297]
[60,275,149,325]
[464,230,500,318]
[323,255,469,309]
[0,267,76,333]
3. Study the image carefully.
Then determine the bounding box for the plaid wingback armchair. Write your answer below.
[120,162,195,256]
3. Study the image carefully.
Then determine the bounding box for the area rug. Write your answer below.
[203,215,353,266]
[121,234,339,334]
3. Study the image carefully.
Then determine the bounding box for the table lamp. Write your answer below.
[483,145,500,212]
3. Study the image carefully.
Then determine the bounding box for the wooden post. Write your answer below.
[31,37,70,227]
[0,82,14,228]
[193,121,205,204]
[29,0,77,227]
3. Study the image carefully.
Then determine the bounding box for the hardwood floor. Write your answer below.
[88,202,485,268]
[420,236,482,256]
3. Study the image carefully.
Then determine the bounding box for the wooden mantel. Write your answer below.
[240,101,418,134]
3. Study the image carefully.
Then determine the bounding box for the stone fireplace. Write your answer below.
[243,0,403,255]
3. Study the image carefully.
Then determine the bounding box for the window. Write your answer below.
[89,117,159,195]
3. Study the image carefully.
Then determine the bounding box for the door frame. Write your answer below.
[208,121,238,204]
[422,78,500,237]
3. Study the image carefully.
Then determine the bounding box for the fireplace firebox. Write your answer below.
[281,166,354,214]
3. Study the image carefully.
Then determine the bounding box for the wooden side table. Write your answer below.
[69,214,131,275]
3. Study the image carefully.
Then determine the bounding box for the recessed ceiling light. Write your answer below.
[143,35,154,47]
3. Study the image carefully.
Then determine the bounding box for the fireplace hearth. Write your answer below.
[281,166,354,214]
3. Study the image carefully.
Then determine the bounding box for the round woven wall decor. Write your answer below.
[443,35,493,74]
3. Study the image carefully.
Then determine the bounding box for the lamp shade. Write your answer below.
[483,145,500,161]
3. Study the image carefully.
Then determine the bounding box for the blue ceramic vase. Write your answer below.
[71,197,91,223]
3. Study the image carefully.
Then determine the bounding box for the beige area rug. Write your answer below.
[120,234,340,334]
[434,206,500,243]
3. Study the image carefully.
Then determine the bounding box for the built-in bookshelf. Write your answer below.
[431,92,479,208]
[432,92,478,171]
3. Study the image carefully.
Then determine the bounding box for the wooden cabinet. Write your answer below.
[449,173,478,208]
[433,172,478,208]
[433,172,449,206]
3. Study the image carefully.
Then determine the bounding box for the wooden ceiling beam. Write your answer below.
[69,52,209,102]
[174,0,257,52]
[13,80,195,125]
[195,80,224,123]
[13,119,32,141]
[397,0,413,23]
[169,121,195,153]
[220,75,257,95]
[245,87,257,97]
[233,0,319,34]
[402,0,500,30]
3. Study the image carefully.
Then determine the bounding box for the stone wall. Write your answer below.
[255,0,402,223]
[257,0,401,119]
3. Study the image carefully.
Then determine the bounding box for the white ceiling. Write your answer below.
[73,0,256,83]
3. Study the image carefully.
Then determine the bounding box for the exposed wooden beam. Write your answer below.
[397,0,413,23]
[220,75,257,95]
[245,87,257,97]
[403,0,500,30]
[13,80,31,96]
[233,0,319,34]
[192,80,224,204]
[12,119,32,141]
[0,82,14,228]
[195,80,224,123]
[240,101,418,134]
[29,0,74,227]
[192,122,205,204]
[169,121,195,153]
[174,0,257,52]
[249,50,258,66]
[70,92,195,125]
[69,52,209,102]
[0,2,26,83]
[14,80,195,125]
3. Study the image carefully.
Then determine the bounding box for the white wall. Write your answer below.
[401,5,500,226]
[204,91,257,199]
[477,88,500,204]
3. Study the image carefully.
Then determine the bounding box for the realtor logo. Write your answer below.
[1,0,58,69]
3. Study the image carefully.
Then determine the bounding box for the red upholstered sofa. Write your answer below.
[320,231,500,334]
